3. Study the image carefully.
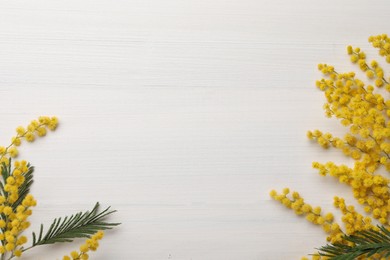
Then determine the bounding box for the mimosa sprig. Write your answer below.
[270,34,390,259]
[0,116,119,260]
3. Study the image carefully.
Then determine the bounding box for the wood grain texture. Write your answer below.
[0,0,389,259]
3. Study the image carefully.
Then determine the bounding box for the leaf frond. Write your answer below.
[316,226,390,259]
[31,202,120,246]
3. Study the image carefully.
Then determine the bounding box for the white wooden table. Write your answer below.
[0,1,389,259]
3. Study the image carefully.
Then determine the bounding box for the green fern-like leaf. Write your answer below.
[0,161,11,196]
[31,202,120,246]
[12,164,33,210]
[316,225,390,259]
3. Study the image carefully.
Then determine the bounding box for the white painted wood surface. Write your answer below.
[0,1,389,259]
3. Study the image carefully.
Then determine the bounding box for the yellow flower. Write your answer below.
[15,127,25,136]
[64,231,104,260]
[24,132,35,142]
[5,243,14,251]
[272,34,390,258]
[14,250,22,257]
[70,251,79,258]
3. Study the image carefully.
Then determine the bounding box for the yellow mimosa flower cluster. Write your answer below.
[0,116,57,258]
[270,189,342,243]
[0,161,36,256]
[62,231,104,260]
[0,116,58,165]
[0,116,117,259]
[271,34,390,259]
[368,34,390,67]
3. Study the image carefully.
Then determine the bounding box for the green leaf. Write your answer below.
[316,225,390,259]
[0,161,10,197]
[31,202,120,247]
